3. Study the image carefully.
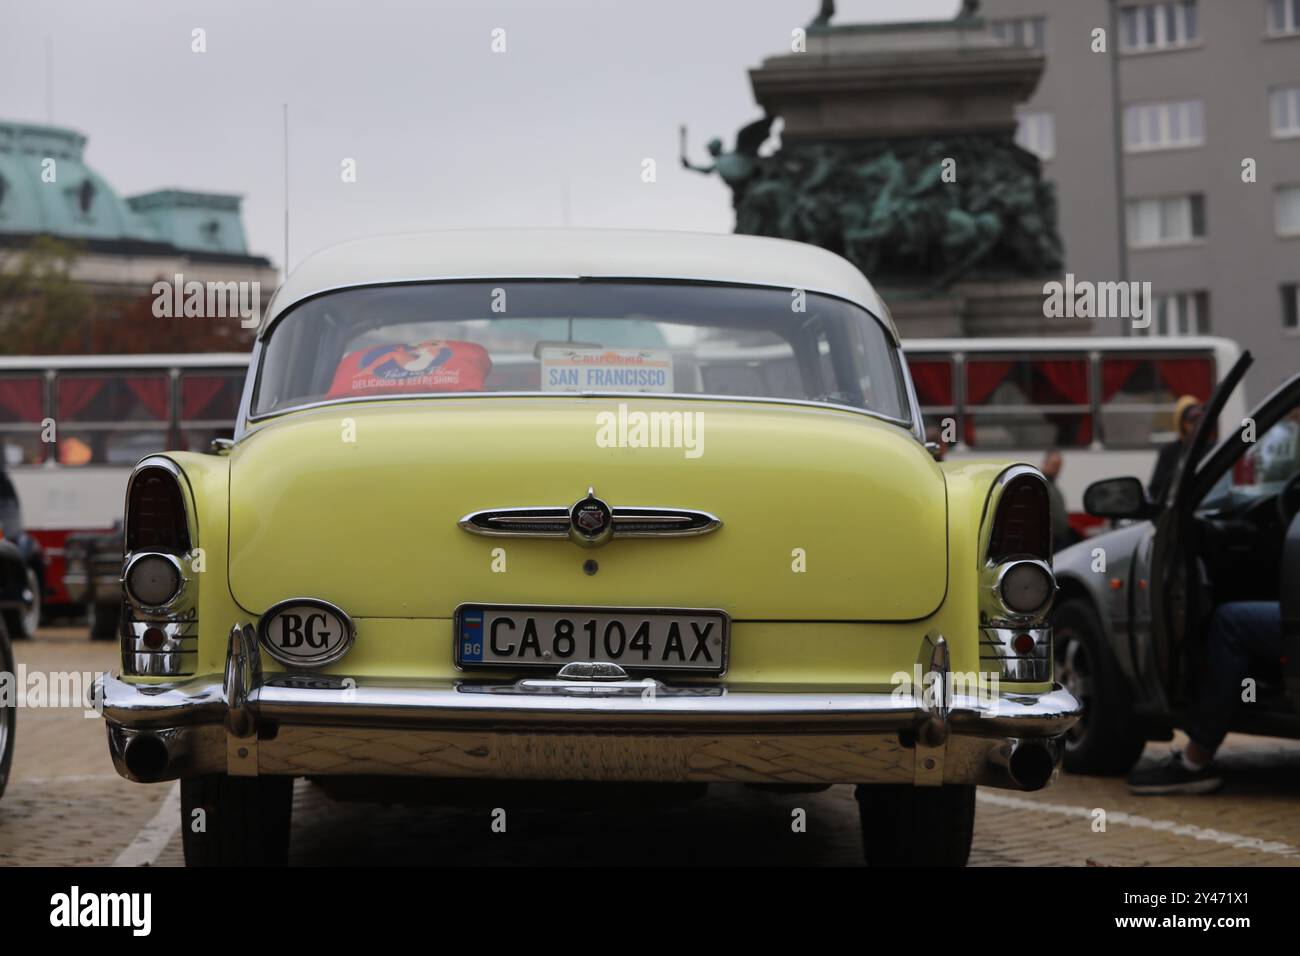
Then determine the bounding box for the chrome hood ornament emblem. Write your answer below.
[458,487,721,549]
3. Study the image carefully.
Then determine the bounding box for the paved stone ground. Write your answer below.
[4,627,1299,867]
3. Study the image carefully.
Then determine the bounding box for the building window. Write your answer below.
[1268,0,1300,35]
[990,16,1047,51]
[1119,1,1198,52]
[1015,111,1055,161]
[1271,87,1300,138]
[1278,185,1300,236]
[1127,194,1206,247]
[1283,283,1299,330]
[1124,100,1204,151]
[1134,291,1210,336]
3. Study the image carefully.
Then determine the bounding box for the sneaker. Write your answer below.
[1126,751,1223,795]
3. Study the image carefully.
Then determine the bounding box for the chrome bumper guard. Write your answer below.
[96,624,1082,791]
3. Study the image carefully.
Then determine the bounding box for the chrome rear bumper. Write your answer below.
[96,624,1081,791]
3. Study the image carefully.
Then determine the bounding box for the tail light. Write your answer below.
[979,466,1056,683]
[122,459,197,678]
[126,465,191,553]
[986,472,1051,563]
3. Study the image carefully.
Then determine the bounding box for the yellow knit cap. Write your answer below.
[1172,394,1202,431]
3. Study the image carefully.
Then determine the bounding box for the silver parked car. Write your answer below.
[1052,352,1300,773]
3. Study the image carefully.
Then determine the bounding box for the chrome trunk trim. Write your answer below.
[459,487,721,546]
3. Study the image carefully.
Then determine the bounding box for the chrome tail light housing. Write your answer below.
[977,466,1058,683]
[122,458,198,677]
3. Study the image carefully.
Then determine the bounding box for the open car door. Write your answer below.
[1285,509,1300,714]
[1180,368,1300,718]
[1148,351,1252,707]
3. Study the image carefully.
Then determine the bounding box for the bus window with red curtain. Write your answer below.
[0,376,48,465]
[56,373,170,466]
[179,372,245,451]
[965,358,1090,449]
[1099,353,1213,448]
[907,357,955,440]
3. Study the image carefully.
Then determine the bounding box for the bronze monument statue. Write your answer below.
[681,5,1061,292]
[679,117,775,210]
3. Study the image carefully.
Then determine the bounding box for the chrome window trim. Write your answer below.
[243,390,916,433]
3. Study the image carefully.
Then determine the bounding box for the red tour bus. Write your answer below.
[903,336,1248,536]
[0,353,249,614]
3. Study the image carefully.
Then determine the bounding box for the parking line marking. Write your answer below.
[113,781,181,867]
[977,790,1299,857]
[12,773,121,787]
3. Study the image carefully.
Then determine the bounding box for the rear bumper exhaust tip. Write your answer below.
[114,728,190,783]
[122,734,171,782]
[988,738,1059,792]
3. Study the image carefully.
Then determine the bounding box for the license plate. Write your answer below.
[454,604,729,675]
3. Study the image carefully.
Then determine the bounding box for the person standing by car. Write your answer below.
[1147,396,1203,505]
[1126,600,1282,795]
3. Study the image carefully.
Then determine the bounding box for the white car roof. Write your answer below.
[262,228,895,340]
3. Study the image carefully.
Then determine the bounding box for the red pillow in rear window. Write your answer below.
[326,340,492,398]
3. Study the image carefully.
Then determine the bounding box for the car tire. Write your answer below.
[854,783,975,866]
[6,567,42,640]
[22,567,42,637]
[88,601,120,642]
[1,611,25,642]
[181,774,294,867]
[1052,597,1146,776]
[0,615,15,801]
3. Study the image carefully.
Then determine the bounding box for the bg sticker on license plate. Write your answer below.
[455,604,728,675]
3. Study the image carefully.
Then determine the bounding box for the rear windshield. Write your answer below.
[252,280,909,422]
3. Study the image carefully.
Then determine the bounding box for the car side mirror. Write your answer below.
[1083,476,1155,520]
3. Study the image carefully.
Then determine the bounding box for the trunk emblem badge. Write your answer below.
[570,488,613,546]
[458,487,721,549]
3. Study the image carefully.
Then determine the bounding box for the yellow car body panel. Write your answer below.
[134,412,1044,694]
[226,397,949,622]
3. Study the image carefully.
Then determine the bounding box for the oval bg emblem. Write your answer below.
[258,598,355,668]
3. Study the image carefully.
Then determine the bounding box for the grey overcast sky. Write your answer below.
[2,0,960,274]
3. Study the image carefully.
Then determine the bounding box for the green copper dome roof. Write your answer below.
[0,122,161,243]
[0,121,254,258]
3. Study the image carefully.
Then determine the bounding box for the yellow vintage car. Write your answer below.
[95,229,1079,866]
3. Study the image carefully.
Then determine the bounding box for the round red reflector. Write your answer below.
[142,627,166,650]
[1011,633,1036,655]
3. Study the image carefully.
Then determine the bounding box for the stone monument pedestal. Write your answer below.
[883,279,1078,339]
